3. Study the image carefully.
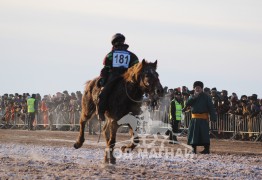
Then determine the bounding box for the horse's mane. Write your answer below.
[123,60,157,83]
[123,61,143,83]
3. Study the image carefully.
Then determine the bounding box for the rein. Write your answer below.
[125,81,144,103]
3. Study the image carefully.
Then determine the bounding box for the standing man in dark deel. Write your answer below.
[183,81,217,154]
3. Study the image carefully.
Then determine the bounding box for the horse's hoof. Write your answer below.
[74,142,82,149]
[121,146,127,153]
[121,146,133,153]
[103,157,109,164]
[74,138,85,149]
[110,159,116,165]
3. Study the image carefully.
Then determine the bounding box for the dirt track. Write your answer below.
[0,129,262,179]
[1,129,261,155]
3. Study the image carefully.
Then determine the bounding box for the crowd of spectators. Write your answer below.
[0,91,96,134]
[149,86,262,140]
[1,86,261,140]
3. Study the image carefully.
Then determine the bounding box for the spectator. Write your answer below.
[247,94,260,139]
[259,99,262,111]
[69,94,78,131]
[217,90,230,136]
[168,91,182,144]
[241,95,248,101]
[211,88,220,112]
[41,96,49,129]
[239,99,249,140]
[204,87,211,96]
[184,81,217,154]
[228,93,239,114]
[182,92,190,109]
[218,90,230,114]
[27,94,37,130]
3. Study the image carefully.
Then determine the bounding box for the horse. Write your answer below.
[74,59,163,164]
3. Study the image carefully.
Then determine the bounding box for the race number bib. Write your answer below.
[112,51,131,68]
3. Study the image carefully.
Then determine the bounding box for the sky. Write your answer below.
[0,0,261,98]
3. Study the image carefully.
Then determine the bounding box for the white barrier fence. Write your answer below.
[0,110,81,131]
[148,110,262,141]
[1,109,261,141]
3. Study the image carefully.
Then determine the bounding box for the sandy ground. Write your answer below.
[0,129,262,179]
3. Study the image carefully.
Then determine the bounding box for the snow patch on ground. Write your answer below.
[0,143,261,179]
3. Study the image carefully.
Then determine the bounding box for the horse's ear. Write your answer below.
[142,59,146,66]
[153,60,157,69]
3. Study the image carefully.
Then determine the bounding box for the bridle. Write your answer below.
[141,68,160,90]
[125,68,159,103]
[125,81,144,103]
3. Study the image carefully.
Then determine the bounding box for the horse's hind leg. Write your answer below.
[121,127,139,152]
[104,120,119,164]
[102,121,110,163]
[74,103,95,149]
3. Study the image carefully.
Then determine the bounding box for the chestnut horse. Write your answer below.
[74,59,163,164]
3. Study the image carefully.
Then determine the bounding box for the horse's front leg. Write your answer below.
[74,112,88,149]
[74,106,95,149]
[105,120,119,164]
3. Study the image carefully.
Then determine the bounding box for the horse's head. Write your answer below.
[139,59,164,97]
[124,59,164,97]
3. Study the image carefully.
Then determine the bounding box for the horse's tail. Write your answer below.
[81,79,97,115]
